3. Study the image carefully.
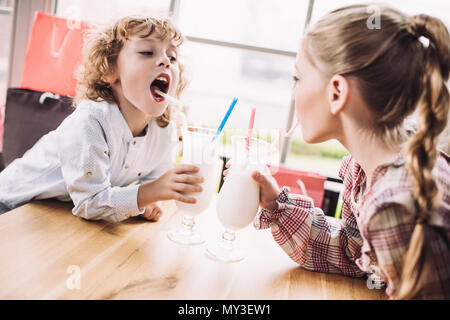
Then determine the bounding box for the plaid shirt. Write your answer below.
[255,152,450,299]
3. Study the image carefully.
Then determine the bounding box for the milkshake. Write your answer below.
[168,126,222,245]
[176,159,223,215]
[216,167,260,230]
[207,136,273,262]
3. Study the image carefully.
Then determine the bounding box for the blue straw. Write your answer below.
[211,97,238,142]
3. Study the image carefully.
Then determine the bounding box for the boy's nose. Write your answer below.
[157,56,171,68]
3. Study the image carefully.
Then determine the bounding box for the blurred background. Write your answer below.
[1,0,449,180]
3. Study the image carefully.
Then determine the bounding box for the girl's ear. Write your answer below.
[327,75,349,115]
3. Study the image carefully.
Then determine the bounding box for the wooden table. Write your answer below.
[0,198,386,300]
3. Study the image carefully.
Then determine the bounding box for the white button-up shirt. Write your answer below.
[0,99,178,222]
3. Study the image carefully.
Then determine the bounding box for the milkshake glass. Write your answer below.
[167,126,223,245]
[206,136,272,262]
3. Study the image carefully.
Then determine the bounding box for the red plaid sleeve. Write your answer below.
[363,203,413,297]
[254,186,365,277]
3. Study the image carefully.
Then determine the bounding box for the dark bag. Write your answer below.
[3,88,74,167]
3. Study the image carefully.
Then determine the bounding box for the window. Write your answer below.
[178,0,309,53]
[181,42,294,132]
[176,0,311,170]
[55,0,171,25]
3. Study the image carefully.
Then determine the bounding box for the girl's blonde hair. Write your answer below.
[304,4,449,299]
[75,15,188,128]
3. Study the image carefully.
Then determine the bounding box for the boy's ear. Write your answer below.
[103,69,119,86]
[328,75,349,115]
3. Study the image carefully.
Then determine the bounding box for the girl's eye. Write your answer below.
[293,75,300,82]
[139,51,154,56]
[169,56,177,63]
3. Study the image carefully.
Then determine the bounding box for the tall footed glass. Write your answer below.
[206,136,273,262]
[167,126,223,245]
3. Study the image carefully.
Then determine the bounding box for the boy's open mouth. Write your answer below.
[150,73,170,102]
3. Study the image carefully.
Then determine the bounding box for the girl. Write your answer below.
[0,16,204,222]
[238,4,449,299]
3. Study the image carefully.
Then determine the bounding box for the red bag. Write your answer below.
[268,165,327,208]
[20,12,93,97]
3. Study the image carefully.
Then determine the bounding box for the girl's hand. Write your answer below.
[251,170,281,212]
[223,160,280,211]
[223,160,231,179]
[140,202,163,222]
[138,164,204,208]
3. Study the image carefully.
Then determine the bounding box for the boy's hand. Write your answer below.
[140,202,163,222]
[223,160,280,211]
[138,164,204,208]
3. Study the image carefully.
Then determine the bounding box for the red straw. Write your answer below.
[270,121,300,150]
[246,107,256,152]
[285,121,300,138]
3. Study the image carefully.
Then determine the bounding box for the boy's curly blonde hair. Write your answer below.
[75,15,188,128]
